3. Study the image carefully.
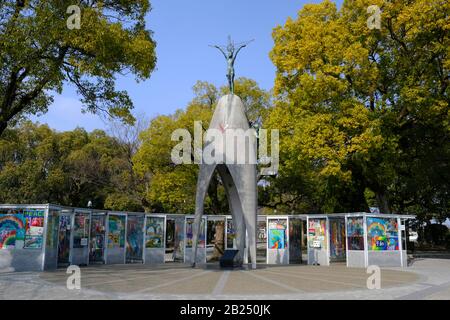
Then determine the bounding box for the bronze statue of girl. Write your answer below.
[210,36,253,94]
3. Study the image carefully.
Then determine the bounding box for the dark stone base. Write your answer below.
[220,249,241,268]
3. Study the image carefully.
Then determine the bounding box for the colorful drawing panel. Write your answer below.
[347,217,365,250]
[73,213,90,248]
[108,215,126,248]
[268,229,285,249]
[186,219,193,248]
[24,210,45,249]
[367,217,399,251]
[24,235,43,249]
[226,219,236,249]
[126,215,144,261]
[330,219,346,259]
[145,217,164,248]
[268,219,287,250]
[174,217,185,261]
[57,215,71,264]
[185,218,206,249]
[257,220,267,244]
[308,218,326,249]
[0,212,25,249]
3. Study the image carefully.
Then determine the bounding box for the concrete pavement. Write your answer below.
[0,258,449,300]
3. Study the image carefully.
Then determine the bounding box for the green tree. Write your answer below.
[133,84,215,213]
[0,121,141,210]
[269,0,449,216]
[0,0,156,135]
[104,115,149,211]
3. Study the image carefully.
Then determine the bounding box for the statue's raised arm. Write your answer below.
[232,39,254,64]
[232,44,246,64]
[209,45,227,60]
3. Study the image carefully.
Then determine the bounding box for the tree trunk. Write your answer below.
[0,120,7,136]
[212,221,225,260]
[375,191,391,214]
[207,174,221,214]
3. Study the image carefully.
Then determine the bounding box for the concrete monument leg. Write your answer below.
[217,165,245,264]
[191,163,216,267]
[228,164,257,269]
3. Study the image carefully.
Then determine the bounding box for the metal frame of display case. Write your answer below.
[306,214,330,266]
[0,204,417,271]
[363,214,369,267]
[364,213,412,268]
[322,212,415,268]
[71,208,92,266]
[183,215,207,264]
[54,206,73,268]
[343,212,367,268]
[143,214,166,264]
[286,215,305,264]
[344,215,349,267]
[88,211,108,265]
[327,216,346,263]
[0,204,49,271]
[224,215,234,250]
[266,215,290,265]
[105,211,128,265]
[205,215,227,263]
[125,213,146,264]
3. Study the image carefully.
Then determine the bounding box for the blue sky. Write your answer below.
[32,0,342,132]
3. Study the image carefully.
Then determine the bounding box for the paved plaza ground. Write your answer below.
[1,258,450,300]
